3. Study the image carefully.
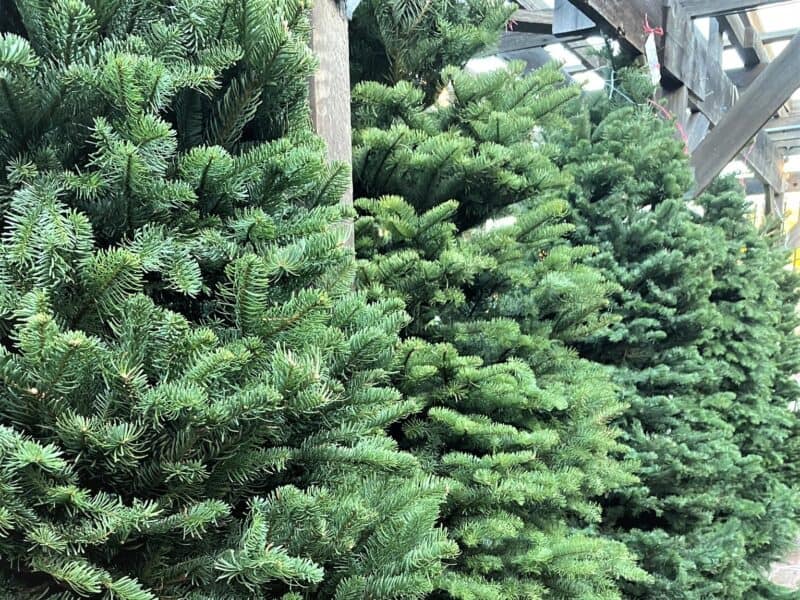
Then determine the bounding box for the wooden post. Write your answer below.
[309,0,354,247]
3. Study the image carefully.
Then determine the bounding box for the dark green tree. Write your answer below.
[0,1,456,597]
[349,14,647,595]
[556,67,800,599]
[696,177,800,583]
[349,0,512,99]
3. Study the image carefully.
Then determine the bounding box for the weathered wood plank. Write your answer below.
[744,132,785,192]
[760,27,800,44]
[553,0,597,36]
[687,112,710,152]
[765,184,784,217]
[309,0,354,246]
[766,130,800,147]
[662,0,711,99]
[726,63,767,88]
[512,8,554,34]
[564,0,657,54]
[708,15,724,60]
[499,31,585,52]
[719,14,769,67]
[680,0,790,18]
[765,113,800,131]
[657,84,689,127]
[691,33,800,195]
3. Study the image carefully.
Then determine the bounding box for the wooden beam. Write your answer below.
[680,0,791,18]
[718,14,769,67]
[309,0,353,246]
[691,33,800,195]
[768,130,800,145]
[760,27,800,44]
[498,30,586,52]
[687,112,711,151]
[565,0,786,192]
[726,63,767,88]
[765,113,800,131]
[658,84,690,129]
[724,27,800,47]
[559,0,655,55]
[512,8,554,34]
[766,185,784,217]
[708,16,724,61]
[553,0,597,36]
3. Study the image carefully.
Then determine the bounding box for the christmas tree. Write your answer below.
[696,177,800,585]
[350,10,646,597]
[556,67,800,598]
[349,0,512,100]
[0,1,456,597]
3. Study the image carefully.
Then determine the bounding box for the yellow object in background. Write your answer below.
[784,194,800,235]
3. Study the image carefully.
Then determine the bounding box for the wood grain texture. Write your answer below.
[513,8,555,34]
[309,0,354,246]
[553,0,596,36]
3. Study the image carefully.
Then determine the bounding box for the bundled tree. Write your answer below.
[555,67,800,598]
[0,1,457,598]
[350,8,646,597]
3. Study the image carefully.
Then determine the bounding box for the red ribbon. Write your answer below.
[644,14,664,36]
[649,100,689,155]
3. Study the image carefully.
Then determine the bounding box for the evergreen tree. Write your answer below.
[350,18,646,597]
[697,177,800,583]
[0,1,456,597]
[349,0,512,99]
[556,68,800,598]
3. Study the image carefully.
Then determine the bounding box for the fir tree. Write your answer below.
[0,1,456,597]
[349,0,512,100]
[350,19,646,596]
[556,68,800,599]
[697,177,800,581]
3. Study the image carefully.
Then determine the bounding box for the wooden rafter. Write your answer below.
[512,8,554,34]
[759,27,800,43]
[679,0,793,18]
[690,32,800,195]
[766,113,800,130]
[719,14,770,67]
